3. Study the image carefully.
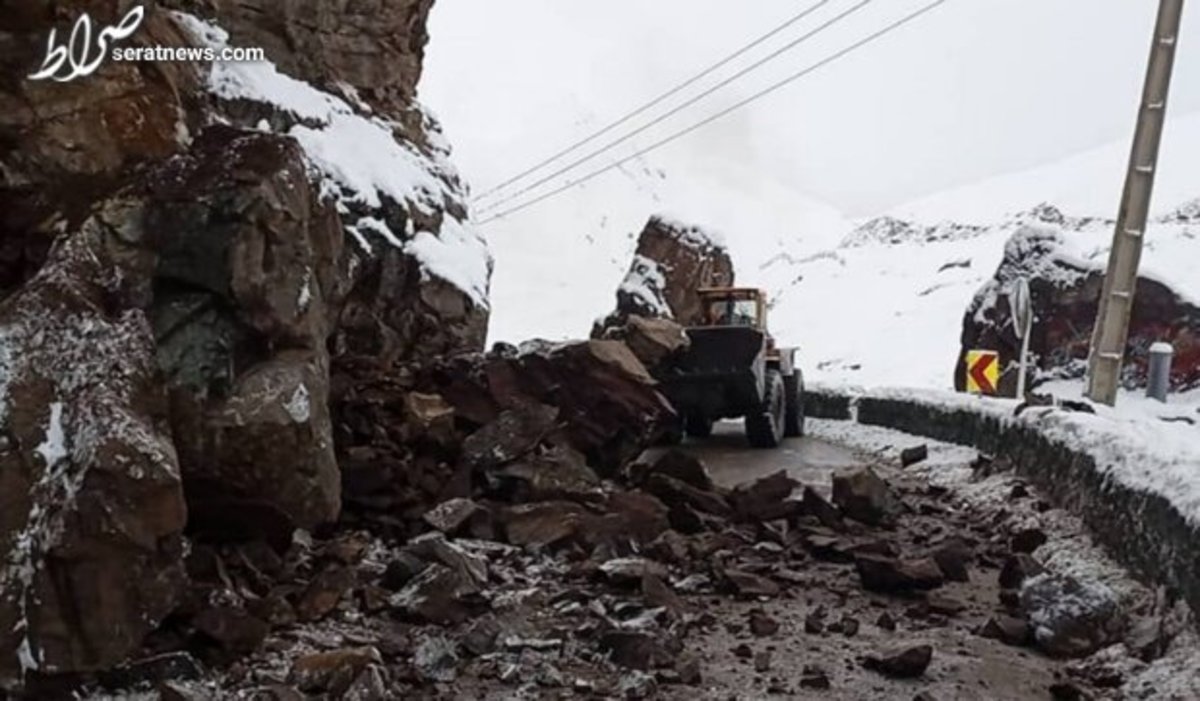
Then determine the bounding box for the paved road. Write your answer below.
[645,420,866,491]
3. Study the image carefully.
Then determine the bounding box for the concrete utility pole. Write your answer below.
[1086,0,1186,406]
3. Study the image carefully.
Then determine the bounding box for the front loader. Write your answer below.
[656,288,804,448]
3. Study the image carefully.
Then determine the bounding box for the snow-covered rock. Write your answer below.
[957,211,1200,394]
[596,215,734,333]
[0,228,187,687]
[765,201,1199,391]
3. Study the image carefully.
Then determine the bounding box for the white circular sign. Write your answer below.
[1010,277,1032,340]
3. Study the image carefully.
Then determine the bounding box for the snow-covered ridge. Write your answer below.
[1165,197,1200,223]
[839,216,988,249]
[174,12,491,308]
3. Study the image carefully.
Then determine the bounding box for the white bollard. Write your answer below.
[1147,342,1174,402]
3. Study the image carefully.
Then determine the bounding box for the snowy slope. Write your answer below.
[893,110,1200,224]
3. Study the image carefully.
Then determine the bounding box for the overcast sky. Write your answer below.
[422,0,1200,219]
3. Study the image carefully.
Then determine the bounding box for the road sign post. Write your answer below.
[1010,277,1034,399]
[965,350,1000,396]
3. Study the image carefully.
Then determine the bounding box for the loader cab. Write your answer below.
[699,288,768,331]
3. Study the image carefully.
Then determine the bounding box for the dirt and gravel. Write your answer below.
[56,419,1198,701]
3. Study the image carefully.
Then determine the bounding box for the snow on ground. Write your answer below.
[175,13,492,308]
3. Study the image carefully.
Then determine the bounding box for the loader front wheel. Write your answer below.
[746,370,786,448]
[784,373,805,438]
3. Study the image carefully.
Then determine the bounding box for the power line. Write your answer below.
[476,0,878,215]
[478,0,952,226]
[473,0,835,203]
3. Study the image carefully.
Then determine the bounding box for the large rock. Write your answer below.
[429,340,674,476]
[0,3,200,297]
[339,340,671,524]
[147,128,343,531]
[0,232,187,686]
[598,315,690,371]
[957,214,1200,394]
[855,555,945,593]
[596,216,734,331]
[191,0,436,132]
[832,467,902,526]
[1020,573,1125,658]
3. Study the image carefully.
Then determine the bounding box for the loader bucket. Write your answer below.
[678,327,766,375]
[657,326,766,420]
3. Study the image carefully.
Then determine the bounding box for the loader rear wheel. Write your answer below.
[685,414,714,439]
[746,370,785,448]
[784,373,805,438]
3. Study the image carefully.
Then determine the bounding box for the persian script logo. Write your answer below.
[28,5,146,82]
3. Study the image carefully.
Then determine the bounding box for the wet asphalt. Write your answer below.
[644,421,866,492]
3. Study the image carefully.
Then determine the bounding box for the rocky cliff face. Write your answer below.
[0,0,490,686]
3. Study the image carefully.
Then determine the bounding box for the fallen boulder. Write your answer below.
[598,630,682,671]
[729,470,799,522]
[646,450,715,491]
[1000,554,1046,590]
[601,315,690,371]
[594,215,735,331]
[863,643,933,678]
[289,646,382,694]
[0,233,187,685]
[493,439,600,502]
[423,499,493,539]
[855,555,945,593]
[832,467,903,526]
[1020,573,1125,658]
[932,538,973,583]
[977,616,1032,647]
[389,563,482,625]
[148,128,344,532]
[460,403,559,471]
[428,340,674,477]
[499,502,589,548]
